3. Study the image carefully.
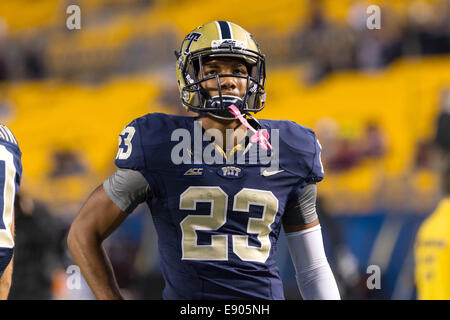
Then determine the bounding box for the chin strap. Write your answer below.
[227,104,272,150]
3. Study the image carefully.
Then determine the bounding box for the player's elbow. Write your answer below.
[67,221,83,255]
[67,216,99,256]
[296,262,341,300]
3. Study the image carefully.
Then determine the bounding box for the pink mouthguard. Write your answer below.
[228,104,272,150]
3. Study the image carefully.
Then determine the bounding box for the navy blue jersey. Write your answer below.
[115,113,323,299]
[0,126,22,278]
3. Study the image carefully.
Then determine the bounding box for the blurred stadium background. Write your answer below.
[0,0,449,299]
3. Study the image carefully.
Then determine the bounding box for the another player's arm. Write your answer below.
[282,183,341,300]
[67,169,149,300]
[0,136,20,300]
[0,210,14,300]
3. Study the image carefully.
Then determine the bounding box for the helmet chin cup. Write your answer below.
[205,96,245,119]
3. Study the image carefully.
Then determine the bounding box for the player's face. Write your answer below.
[198,57,248,99]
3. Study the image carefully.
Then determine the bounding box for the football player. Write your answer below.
[68,21,340,300]
[0,125,22,300]
[415,162,450,299]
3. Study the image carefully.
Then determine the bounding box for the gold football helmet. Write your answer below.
[175,21,266,119]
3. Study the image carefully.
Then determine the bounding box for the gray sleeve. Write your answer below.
[282,183,318,226]
[103,169,151,214]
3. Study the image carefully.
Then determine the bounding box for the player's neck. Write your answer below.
[199,113,247,149]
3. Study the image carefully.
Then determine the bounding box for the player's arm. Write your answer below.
[283,183,341,300]
[67,169,150,300]
[67,184,126,299]
[0,210,14,300]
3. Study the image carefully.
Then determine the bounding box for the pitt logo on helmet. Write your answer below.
[174,21,266,119]
[184,32,202,53]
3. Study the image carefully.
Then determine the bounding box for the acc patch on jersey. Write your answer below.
[184,167,204,176]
